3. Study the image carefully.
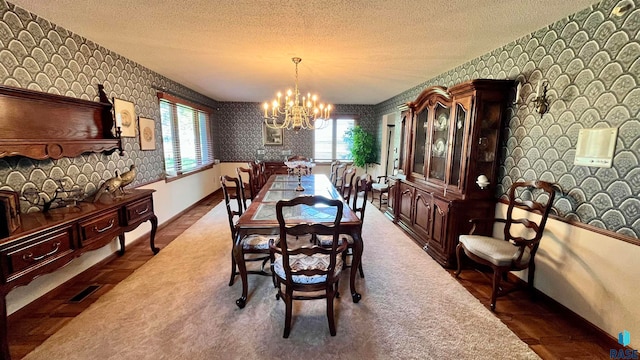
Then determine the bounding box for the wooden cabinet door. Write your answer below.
[412,188,432,238]
[429,198,450,253]
[398,183,414,224]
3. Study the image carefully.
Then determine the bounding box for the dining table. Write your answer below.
[233,173,364,308]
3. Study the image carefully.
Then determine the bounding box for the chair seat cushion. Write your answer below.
[273,253,343,284]
[241,234,276,250]
[371,183,388,191]
[459,235,531,267]
[316,234,353,246]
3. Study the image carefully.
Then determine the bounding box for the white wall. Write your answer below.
[496,204,640,348]
[6,166,221,314]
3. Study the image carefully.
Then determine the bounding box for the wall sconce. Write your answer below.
[532,80,549,116]
[513,81,522,105]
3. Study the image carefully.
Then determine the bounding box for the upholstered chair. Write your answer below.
[269,195,347,338]
[455,180,558,311]
[220,175,276,288]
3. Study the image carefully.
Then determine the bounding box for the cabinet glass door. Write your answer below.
[449,103,467,187]
[428,104,449,181]
[412,109,428,175]
[476,102,502,185]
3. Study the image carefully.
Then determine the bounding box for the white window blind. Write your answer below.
[158,93,213,177]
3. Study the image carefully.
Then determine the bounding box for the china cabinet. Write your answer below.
[386,79,513,267]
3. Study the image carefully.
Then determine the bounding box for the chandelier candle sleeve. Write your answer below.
[263,57,332,131]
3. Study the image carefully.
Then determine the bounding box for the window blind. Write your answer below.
[158,94,214,177]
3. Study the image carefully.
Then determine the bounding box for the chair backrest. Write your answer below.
[504,180,558,257]
[329,160,341,184]
[236,167,254,208]
[275,196,344,282]
[248,161,264,191]
[333,163,346,187]
[352,175,373,220]
[341,167,357,203]
[220,175,243,239]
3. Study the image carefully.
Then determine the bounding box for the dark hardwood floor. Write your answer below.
[8,192,613,359]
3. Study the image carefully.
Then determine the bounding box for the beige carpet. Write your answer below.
[24,201,540,360]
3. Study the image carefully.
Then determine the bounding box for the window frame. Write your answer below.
[157,92,214,180]
[313,116,358,162]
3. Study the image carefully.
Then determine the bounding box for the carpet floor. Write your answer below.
[23,200,540,360]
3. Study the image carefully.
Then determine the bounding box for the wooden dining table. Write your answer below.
[233,174,364,308]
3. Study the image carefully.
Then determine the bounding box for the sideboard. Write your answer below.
[0,189,158,360]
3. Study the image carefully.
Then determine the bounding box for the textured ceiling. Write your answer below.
[9,0,601,104]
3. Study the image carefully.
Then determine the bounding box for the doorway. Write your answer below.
[385,125,396,176]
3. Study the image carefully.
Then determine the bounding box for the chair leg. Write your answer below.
[454,243,464,277]
[358,262,365,278]
[283,288,293,338]
[228,251,236,286]
[490,269,501,311]
[327,288,337,336]
[528,261,537,301]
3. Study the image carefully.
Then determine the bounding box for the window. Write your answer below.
[314,118,356,161]
[158,93,214,177]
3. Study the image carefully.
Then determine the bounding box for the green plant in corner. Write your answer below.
[344,125,377,172]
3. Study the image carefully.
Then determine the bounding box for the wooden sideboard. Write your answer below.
[0,189,158,360]
[262,161,290,179]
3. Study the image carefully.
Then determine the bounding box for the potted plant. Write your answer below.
[344,125,377,173]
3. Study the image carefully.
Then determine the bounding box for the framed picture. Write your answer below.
[263,124,283,146]
[113,98,136,137]
[139,117,156,150]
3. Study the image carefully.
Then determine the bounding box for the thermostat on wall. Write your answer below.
[574,128,618,168]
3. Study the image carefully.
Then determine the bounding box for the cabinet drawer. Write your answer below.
[125,198,153,224]
[80,210,121,245]
[3,227,74,276]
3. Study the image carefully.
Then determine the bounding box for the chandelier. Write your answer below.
[263,57,332,131]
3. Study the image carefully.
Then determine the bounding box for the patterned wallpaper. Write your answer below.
[216,102,376,162]
[0,0,219,213]
[374,0,640,239]
[0,0,637,239]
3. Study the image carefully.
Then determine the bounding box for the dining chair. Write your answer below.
[318,175,372,278]
[269,195,347,338]
[236,167,254,209]
[220,175,275,287]
[248,161,264,193]
[329,160,341,185]
[333,163,346,188]
[371,175,389,209]
[455,180,558,311]
[340,167,357,204]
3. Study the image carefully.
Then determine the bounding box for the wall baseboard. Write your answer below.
[8,189,222,323]
[505,272,627,352]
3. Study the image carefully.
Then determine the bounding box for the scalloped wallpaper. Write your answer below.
[0,0,219,213]
[375,0,639,239]
[216,102,376,162]
[0,0,637,239]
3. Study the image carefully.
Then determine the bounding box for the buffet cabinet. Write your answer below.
[262,161,290,179]
[0,189,158,360]
[386,79,513,268]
